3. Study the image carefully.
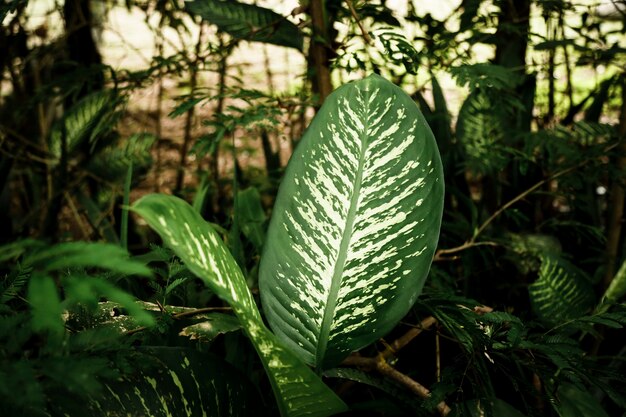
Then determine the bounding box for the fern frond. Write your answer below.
[529,255,595,326]
[0,264,32,304]
[49,91,120,161]
[88,133,156,182]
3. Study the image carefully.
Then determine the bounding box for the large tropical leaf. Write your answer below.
[52,347,262,417]
[529,255,595,326]
[259,74,444,369]
[185,0,304,50]
[132,194,347,417]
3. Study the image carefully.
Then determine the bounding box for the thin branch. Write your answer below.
[340,316,450,415]
[342,352,451,416]
[381,316,438,359]
[434,162,587,260]
[346,0,372,45]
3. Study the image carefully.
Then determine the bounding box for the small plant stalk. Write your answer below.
[175,23,205,194]
[154,34,165,192]
[120,162,132,250]
[603,77,626,290]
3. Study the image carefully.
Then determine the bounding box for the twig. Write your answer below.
[65,191,90,240]
[434,162,586,261]
[346,0,372,45]
[380,316,438,360]
[341,316,451,415]
[342,353,451,416]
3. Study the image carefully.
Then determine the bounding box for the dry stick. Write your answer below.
[434,162,586,261]
[65,191,90,240]
[381,316,438,360]
[345,0,372,45]
[341,316,451,415]
[342,355,451,416]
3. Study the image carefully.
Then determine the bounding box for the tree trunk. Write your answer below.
[63,0,103,97]
[308,0,333,106]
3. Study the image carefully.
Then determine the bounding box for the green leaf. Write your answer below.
[451,63,523,91]
[28,273,64,336]
[599,259,626,311]
[236,187,267,251]
[529,256,595,326]
[24,242,152,277]
[49,90,118,161]
[185,0,304,50]
[180,312,242,341]
[456,89,509,174]
[52,347,262,417]
[88,132,156,182]
[132,194,347,417]
[430,74,453,155]
[259,74,444,369]
[555,383,610,417]
[0,239,44,263]
[0,264,32,304]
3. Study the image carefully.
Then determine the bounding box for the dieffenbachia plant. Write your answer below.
[132,74,444,415]
[259,74,444,369]
[132,195,347,417]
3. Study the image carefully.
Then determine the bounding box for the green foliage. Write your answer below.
[52,347,261,417]
[185,0,304,50]
[0,241,157,416]
[451,64,523,92]
[88,132,156,182]
[132,194,348,417]
[529,255,595,326]
[2,1,626,416]
[555,383,611,417]
[179,312,242,341]
[49,90,124,162]
[235,187,267,252]
[376,30,421,74]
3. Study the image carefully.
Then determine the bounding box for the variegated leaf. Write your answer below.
[52,348,260,417]
[132,195,347,417]
[259,74,444,369]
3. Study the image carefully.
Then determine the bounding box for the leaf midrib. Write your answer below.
[315,89,371,370]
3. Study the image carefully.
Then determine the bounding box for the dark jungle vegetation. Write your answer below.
[1,0,625,416]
